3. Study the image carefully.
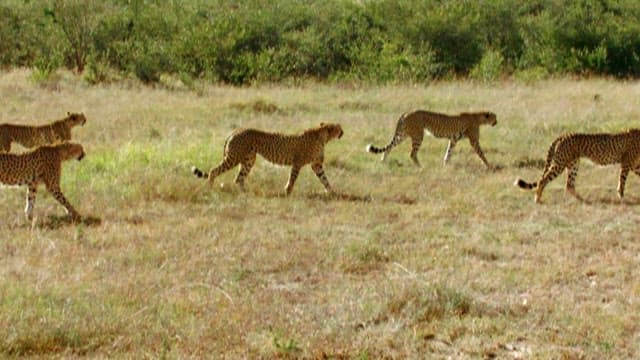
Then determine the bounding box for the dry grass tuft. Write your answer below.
[229,98,281,114]
[338,100,379,111]
[37,215,103,230]
[0,71,639,357]
[513,156,547,169]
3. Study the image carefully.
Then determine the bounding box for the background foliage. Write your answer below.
[2,0,640,84]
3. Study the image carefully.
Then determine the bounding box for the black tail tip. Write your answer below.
[192,166,206,178]
[366,144,380,153]
[514,178,534,189]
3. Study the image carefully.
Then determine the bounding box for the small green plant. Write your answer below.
[374,284,481,327]
[470,49,505,82]
[83,54,120,84]
[339,240,390,274]
[31,53,62,85]
[272,334,301,356]
[133,47,165,83]
[514,66,550,83]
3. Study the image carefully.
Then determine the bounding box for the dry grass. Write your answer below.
[1,69,640,358]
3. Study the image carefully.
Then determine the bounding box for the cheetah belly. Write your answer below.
[0,171,30,186]
[425,128,462,139]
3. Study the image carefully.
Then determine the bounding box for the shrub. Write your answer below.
[470,49,506,82]
[49,0,108,73]
[4,0,640,83]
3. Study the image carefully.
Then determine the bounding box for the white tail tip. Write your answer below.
[366,144,373,153]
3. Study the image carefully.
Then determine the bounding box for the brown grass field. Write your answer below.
[1,69,640,359]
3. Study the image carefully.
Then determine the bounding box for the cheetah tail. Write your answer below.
[541,136,562,174]
[366,143,387,153]
[191,166,208,179]
[515,135,561,190]
[366,113,406,154]
[514,178,537,190]
[366,136,402,153]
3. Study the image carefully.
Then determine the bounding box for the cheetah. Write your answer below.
[515,129,640,203]
[0,142,85,220]
[367,110,497,168]
[192,123,343,194]
[0,112,87,153]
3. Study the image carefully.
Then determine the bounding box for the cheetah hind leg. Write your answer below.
[565,161,584,201]
[24,185,37,221]
[206,157,242,187]
[534,164,564,203]
[410,133,424,167]
[234,155,256,191]
[381,133,405,162]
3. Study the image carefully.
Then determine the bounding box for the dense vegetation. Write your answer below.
[2,0,640,84]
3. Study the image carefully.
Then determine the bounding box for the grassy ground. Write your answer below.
[1,69,640,358]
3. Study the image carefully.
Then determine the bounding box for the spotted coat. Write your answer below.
[367,110,497,168]
[0,112,87,153]
[0,142,85,220]
[192,123,344,194]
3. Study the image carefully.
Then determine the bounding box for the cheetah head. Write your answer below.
[320,122,344,140]
[59,142,85,161]
[66,112,87,126]
[483,112,497,126]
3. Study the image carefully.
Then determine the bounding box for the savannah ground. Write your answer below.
[1,69,639,358]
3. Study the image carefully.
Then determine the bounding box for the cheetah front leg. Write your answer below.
[443,134,463,166]
[443,140,455,166]
[285,165,302,195]
[468,137,492,169]
[24,184,37,220]
[617,165,631,201]
[312,162,334,194]
[46,183,81,221]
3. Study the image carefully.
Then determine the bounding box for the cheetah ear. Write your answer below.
[320,122,325,127]
[67,112,71,116]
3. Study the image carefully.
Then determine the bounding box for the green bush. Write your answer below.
[49,0,108,73]
[4,0,640,83]
[471,49,505,83]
